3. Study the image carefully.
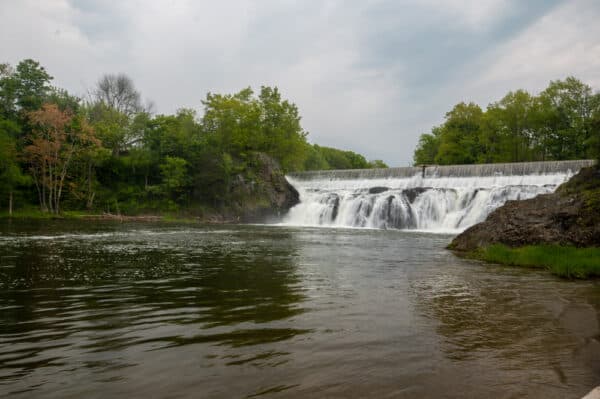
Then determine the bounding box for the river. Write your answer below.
[0,220,598,398]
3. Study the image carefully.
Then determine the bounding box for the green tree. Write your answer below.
[484,90,535,162]
[588,93,600,164]
[0,59,53,115]
[0,118,29,215]
[47,87,81,114]
[536,77,594,160]
[202,87,260,157]
[258,86,307,171]
[303,144,330,170]
[158,156,188,206]
[368,159,388,168]
[0,63,17,118]
[86,102,133,156]
[316,146,352,169]
[435,102,483,165]
[201,86,308,172]
[145,109,202,160]
[413,127,441,165]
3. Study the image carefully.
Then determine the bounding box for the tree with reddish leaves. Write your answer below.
[25,103,99,213]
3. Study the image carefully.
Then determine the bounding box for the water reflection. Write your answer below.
[1,222,599,398]
[413,265,600,396]
[0,222,308,396]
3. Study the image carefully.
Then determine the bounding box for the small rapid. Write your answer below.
[283,160,595,233]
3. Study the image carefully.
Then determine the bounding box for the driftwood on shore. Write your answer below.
[81,213,241,224]
[82,213,164,222]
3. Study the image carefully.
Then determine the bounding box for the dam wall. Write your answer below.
[288,160,596,181]
[282,160,596,233]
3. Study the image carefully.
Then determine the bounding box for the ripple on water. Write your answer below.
[0,223,598,398]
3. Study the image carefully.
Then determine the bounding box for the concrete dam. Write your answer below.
[283,160,596,233]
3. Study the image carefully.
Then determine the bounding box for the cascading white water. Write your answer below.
[283,160,595,233]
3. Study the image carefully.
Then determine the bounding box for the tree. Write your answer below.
[47,87,81,114]
[368,159,388,168]
[484,90,535,162]
[536,77,594,160]
[0,63,17,117]
[202,87,261,157]
[435,102,483,165]
[0,59,53,116]
[201,86,308,172]
[589,93,600,165]
[25,103,99,213]
[303,144,330,170]
[70,144,110,210]
[159,156,188,203]
[87,102,132,156]
[144,109,201,159]
[413,127,441,165]
[257,86,307,171]
[94,74,143,116]
[316,146,352,169]
[0,118,28,215]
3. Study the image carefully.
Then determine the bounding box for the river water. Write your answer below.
[0,220,598,398]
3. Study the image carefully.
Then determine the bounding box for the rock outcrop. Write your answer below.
[228,152,299,222]
[449,166,600,251]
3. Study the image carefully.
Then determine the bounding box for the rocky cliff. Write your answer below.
[449,166,600,251]
[225,152,299,223]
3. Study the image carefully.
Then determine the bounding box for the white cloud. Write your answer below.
[419,0,510,30]
[457,0,600,104]
[0,0,598,166]
[0,1,122,94]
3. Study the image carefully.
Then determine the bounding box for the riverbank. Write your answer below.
[1,153,300,225]
[0,210,240,224]
[468,244,600,278]
[449,166,600,278]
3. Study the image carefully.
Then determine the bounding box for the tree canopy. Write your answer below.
[0,58,383,216]
[413,77,600,165]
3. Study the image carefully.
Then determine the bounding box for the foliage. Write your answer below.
[25,104,99,213]
[201,86,308,172]
[412,129,440,165]
[368,159,388,168]
[305,145,375,170]
[158,156,188,206]
[414,77,600,165]
[94,73,143,116]
[0,118,29,214]
[0,59,406,217]
[474,244,600,279]
[0,59,52,117]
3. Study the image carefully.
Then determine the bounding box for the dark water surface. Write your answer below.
[0,220,598,398]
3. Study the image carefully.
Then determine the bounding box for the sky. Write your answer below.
[1,0,600,166]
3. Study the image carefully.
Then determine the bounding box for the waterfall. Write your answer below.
[283,160,595,233]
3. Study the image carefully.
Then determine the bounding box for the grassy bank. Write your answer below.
[0,209,232,224]
[469,244,600,279]
[0,209,92,219]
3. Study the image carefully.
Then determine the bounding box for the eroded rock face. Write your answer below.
[231,152,300,223]
[449,167,600,251]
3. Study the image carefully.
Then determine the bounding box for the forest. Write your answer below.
[413,77,600,165]
[0,59,386,216]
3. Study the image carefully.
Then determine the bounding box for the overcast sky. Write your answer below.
[2,0,600,166]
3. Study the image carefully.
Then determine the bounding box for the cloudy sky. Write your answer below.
[2,0,600,166]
